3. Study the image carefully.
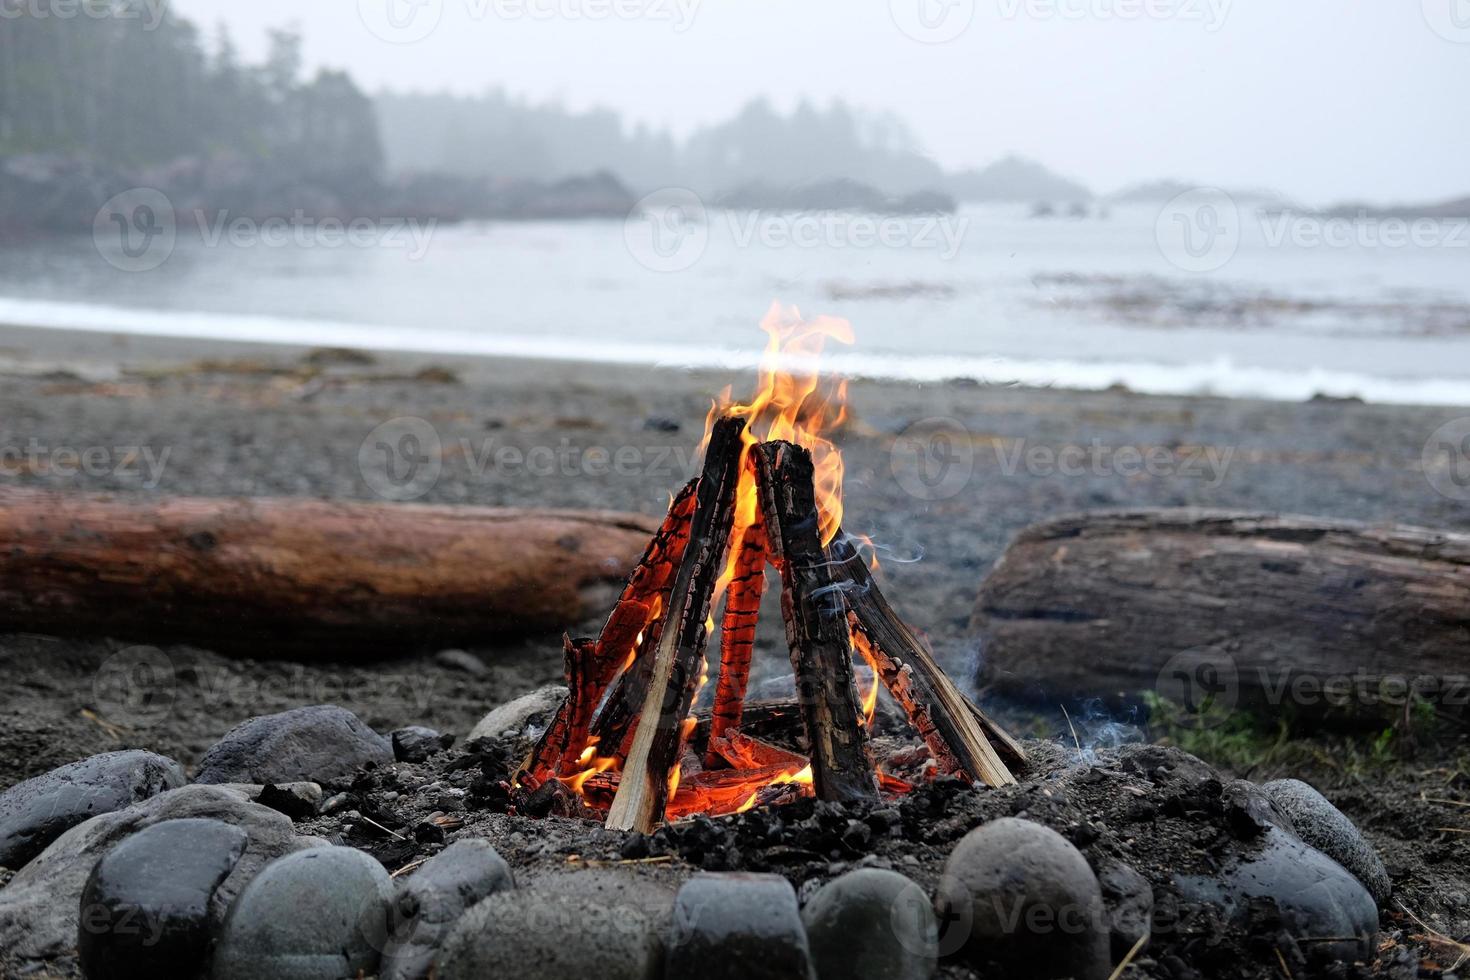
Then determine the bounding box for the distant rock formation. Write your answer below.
[946,156,1092,204]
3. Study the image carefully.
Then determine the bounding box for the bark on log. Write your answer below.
[757,442,877,804]
[829,533,1017,787]
[0,488,660,650]
[971,510,1470,711]
[605,417,746,832]
[706,504,768,764]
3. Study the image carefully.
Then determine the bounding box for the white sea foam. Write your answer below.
[1,295,1467,407]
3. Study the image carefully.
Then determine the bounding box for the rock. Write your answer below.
[194,705,393,786]
[1097,862,1153,960]
[255,783,322,820]
[0,785,316,969]
[212,846,394,980]
[435,892,659,980]
[213,782,324,812]
[77,818,248,980]
[938,817,1109,980]
[1261,778,1391,904]
[392,726,454,764]
[380,839,515,980]
[801,868,936,980]
[466,685,567,742]
[434,649,488,677]
[667,873,816,980]
[522,868,677,935]
[0,751,185,870]
[1176,826,1378,965]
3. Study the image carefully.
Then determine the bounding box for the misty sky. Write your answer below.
[170,0,1470,205]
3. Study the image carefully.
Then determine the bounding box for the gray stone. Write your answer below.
[522,868,677,934]
[392,726,453,764]
[1176,826,1378,965]
[77,818,248,980]
[212,846,394,980]
[1097,861,1153,960]
[801,868,937,980]
[938,817,1109,980]
[194,705,392,786]
[0,784,317,969]
[466,685,567,742]
[1262,778,1391,904]
[434,649,488,677]
[0,750,185,870]
[668,873,816,980]
[380,839,516,980]
[435,891,659,980]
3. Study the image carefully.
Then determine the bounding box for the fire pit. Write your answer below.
[512,310,1019,832]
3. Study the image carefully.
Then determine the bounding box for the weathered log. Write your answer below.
[757,442,877,804]
[829,533,1017,788]
[971,510,1470,713]
[606,417,746,832]
[0,488,659,649]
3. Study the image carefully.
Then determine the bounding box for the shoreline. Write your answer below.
[3,300,1470,409]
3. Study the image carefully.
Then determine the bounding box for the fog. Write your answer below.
[169,0,1470,206]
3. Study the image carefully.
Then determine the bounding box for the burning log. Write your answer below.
[757,441,878,804]
[605,417,747,833]
[830,533,1018,788]
[0,487,659,650]
[706,501,768,764]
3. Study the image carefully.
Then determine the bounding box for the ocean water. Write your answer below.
[1,203,1466,405]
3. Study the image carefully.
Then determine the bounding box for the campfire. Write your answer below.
[515,306,1024,833]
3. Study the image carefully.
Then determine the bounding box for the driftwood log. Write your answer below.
[0,488,659,649]
[973,510,1470,712]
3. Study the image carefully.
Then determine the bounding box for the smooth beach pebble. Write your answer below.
[391,726,453,764]
[465,685,567,742]
[667,872,816,980]
[77,818,248,980]
[938,817,1110,980]
[0,750,184,870]
[193,705,393,786]
[434,891,660,980]
[1261,778,1392,904]
[801,868,937,980]
[211,846,394,980]
[380,839,516,980]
